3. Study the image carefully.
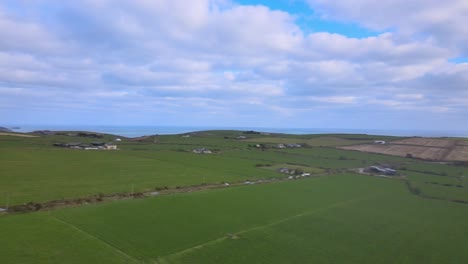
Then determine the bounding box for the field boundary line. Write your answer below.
[159,194,379,262]
[49,214,141,264]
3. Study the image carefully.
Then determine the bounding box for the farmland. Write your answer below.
[1,130,468,263]
[0,131,407,206]
[2,175,468,263]
[340,137,468,162]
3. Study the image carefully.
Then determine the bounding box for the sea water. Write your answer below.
[5,125,468,138]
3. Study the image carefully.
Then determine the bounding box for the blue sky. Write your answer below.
[0,0,467,131]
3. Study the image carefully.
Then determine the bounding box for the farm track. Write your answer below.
[159,194,382,263]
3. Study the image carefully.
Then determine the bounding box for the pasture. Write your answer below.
[0,132,411,206]
[1,175,468,263]
[1,130,468,264]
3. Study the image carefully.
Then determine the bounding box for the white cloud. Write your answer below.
[308,0,468,55]
[396,94,425,100]
[307,96,357,104]
[0,0,466,130]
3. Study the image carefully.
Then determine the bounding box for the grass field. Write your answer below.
[1,131,468,264]
[1,175,468,263]
[0,133,410,206]
[1,132,463,205]
[0,146,281,205]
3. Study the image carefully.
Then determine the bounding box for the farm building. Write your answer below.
[84,147,99,150]
[193,148,212,154]
[286,143,302,148]
[278,168,296,175]
[53,142,118,150]
[366,166,397,175]
[104,144,118,150]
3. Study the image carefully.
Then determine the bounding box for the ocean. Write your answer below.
[4,125,468,138]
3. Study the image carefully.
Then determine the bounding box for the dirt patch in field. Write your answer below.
[0,132,38,138]
[339,137,468,162]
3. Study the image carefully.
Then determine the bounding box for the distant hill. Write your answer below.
[0,126,12,132]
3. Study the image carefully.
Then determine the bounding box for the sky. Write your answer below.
[0,0,467,131]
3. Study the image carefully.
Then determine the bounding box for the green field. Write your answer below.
[0,145,280,205]
[0,132,410,205]
[1,131,468,263]
[1,175,468,263]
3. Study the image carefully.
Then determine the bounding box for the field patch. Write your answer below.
[169,188,468,264]
[446,146,468,161]
[244,136,371,147]
[391,138,455,148]
[340,137,468,162]
[0,214,134,264]
[340,144,448,160]
[2,173,468,263]
[0,148,279,205]
[0,132,38,137]
[46,175,396,262]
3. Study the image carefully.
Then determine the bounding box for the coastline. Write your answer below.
[4,125,468,138]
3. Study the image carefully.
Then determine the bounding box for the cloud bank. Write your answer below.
[0,0,467,131]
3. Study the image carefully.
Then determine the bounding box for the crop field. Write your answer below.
[1,175,468,263]
[341,137,468,162]
[341,144,448,161]
[446,146,468,161]
[391,137,455,147]
[1,131,468,264]
[0,132,411,206]
[0,132,38,137]
[243,136,373,146]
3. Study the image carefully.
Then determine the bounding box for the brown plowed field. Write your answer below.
[446,146,468,161]
[390,138,454,147]
[339,137,468,162]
